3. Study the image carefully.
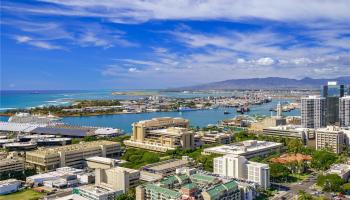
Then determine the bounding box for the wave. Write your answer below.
[0,107,17,111]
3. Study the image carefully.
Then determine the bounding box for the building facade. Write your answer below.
[322,81,345,125]
[124,117,194,152]
[0,158,24,174]
[316,126,345,154]
[301,96,326,129]
[213,154,270,189]
[340,96,350,127]
[26,141,121,172]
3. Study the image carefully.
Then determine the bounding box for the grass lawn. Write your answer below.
[0,189,44,200]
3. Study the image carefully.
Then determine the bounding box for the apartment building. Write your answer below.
[316,126,345,154]
[301,96,326,129]
[0,158,24,174]
[213,154,270,189]
[340,96,350,127]
[26,141,121,172]
[124,117,194,152]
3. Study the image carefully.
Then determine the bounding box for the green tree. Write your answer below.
[287,139,304,153]
[270,163,290,182]
[316,174,344,192]
[311,150,337,171]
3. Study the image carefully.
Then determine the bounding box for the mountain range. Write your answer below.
[172,76,350,90]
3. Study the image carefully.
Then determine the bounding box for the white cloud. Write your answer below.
[7,0,350,24]
[14,35,63,50]
[128,67,140,72]
[255,57,274,66]
[15,35,32,43]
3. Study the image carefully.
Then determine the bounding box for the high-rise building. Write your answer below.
[213,154,270,189]
[322,81,345,125]
[301,96,326,129]
[340,96,350,127]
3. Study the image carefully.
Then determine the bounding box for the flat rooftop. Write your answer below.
[86,156,116,165]
[203,140,282,155]
[142,159,189,172]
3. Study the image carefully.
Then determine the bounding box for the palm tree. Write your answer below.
[298,190,313,200]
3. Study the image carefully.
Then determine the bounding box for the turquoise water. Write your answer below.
[0,90,300,133]
[0,90,237,110]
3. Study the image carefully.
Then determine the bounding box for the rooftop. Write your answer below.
[204,140,282,155]
[144,184,182,198]
[142,159,189,172]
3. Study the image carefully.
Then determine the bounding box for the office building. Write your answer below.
[213,154,270,189]
[301,96,326,129]
[0,179,21,195]
[95,167,140,193]
[26,141,121,172]
[124,117,194,152]
[316,126,345,154]
[322,81,345,125]
[195,131,232,145]
[340,96,350,127]
[203,140,282,158]
[0,157,24,174]
[75,185,120,200]
[262,125,311,144]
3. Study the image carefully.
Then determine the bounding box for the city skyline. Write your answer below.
[1,0,350,90]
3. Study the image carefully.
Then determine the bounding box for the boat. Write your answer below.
[178,107,197,112]
[224,110,230,114]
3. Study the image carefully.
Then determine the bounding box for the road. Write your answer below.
[270,173,329,200]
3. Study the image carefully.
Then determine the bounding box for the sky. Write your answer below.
[1,0,350,90]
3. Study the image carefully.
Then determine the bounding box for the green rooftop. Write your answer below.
[144,184,181,198]
[205,180,238,198]
[182,183,197,190]
[160,175,178,186]
[190,173,217,183]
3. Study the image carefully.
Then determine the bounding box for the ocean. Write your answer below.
[0,90,300,133]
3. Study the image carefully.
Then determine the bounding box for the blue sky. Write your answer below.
[1,0,350,90]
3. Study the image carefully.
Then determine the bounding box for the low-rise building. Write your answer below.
[213,154,270,189]
[140,157,193,182]
[0,179,22,195]
[136,170,241,200]
[0,157,24,174]
[124,117,194,152]
[203,140,283,158]
[326,164,350,181]
[262,125,313,144]
[195,131,232,145]
[26,141,121,172]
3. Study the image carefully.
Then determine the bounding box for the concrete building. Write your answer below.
[326,164,350,181]
[95,167,140,193]
[316,126,345,154]
[124,117,192,152]
[76,185,121,200]
[0,157,24,174]
[203,140,283,158]
[0,179,22,195]
[140,157,192,181]
[202,180,240,200]
[213,154,270,189]
[25,141,121,172]
[340,96,350,127]
[301,96,326,129]
[262,125,312,144]
[195,131,232,145]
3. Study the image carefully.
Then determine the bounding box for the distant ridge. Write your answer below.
[172,76,350,90]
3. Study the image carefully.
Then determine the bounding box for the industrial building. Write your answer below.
[25,140,121,172]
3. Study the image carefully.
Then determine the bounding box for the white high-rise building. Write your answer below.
[301,96,326,129]
[213,154,270,189]
[340,96,350,127]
